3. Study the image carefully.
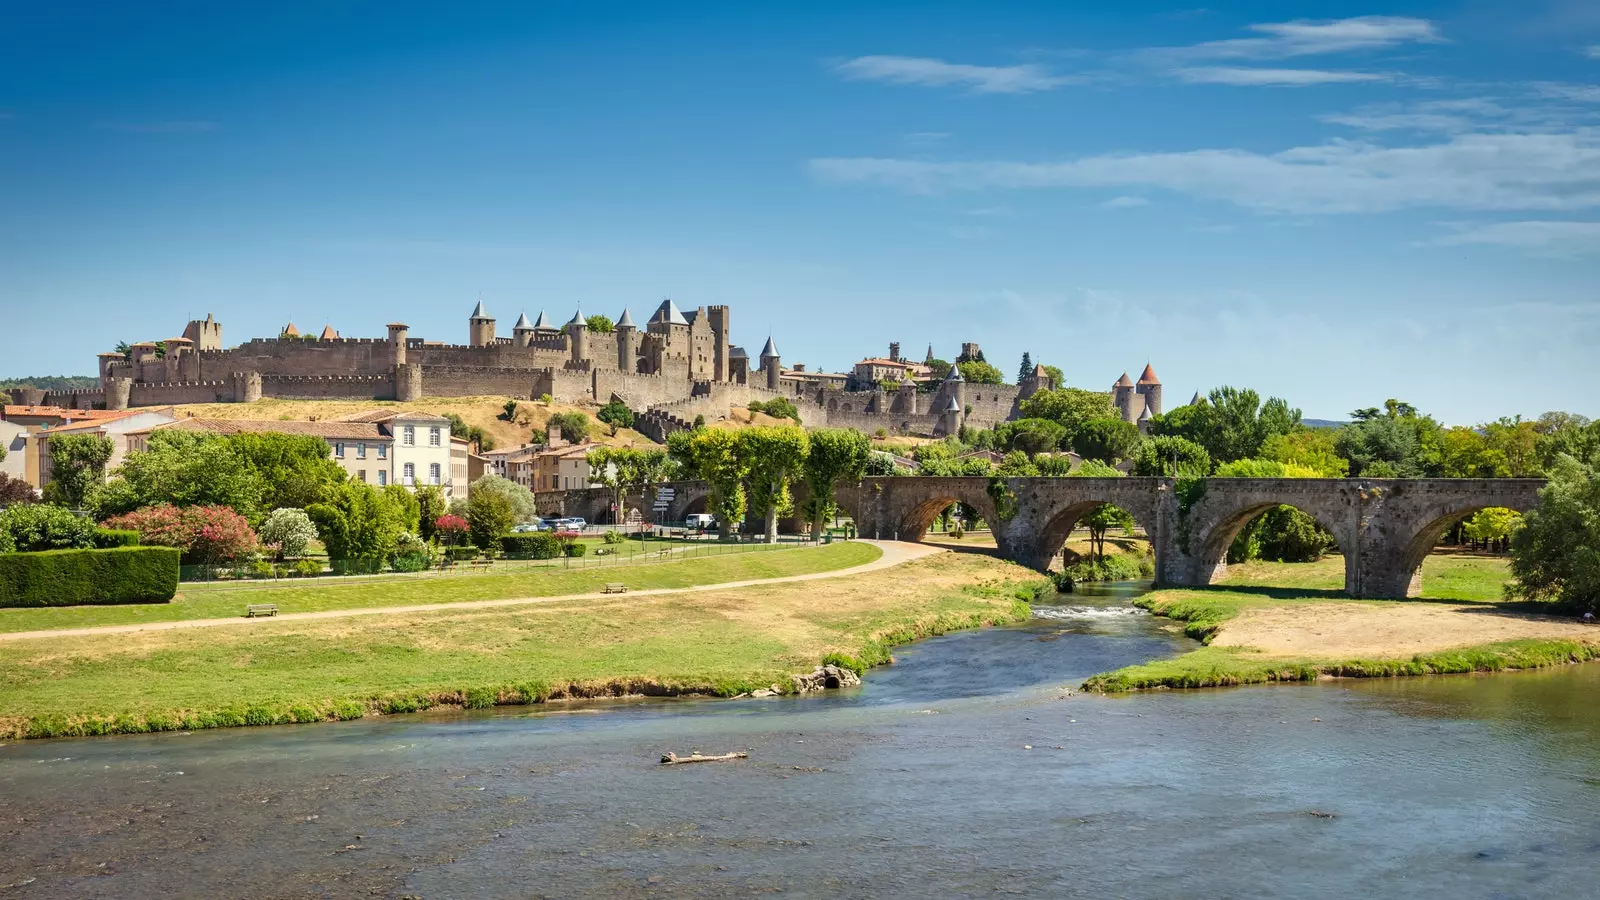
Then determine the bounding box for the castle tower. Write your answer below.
[96,352,124,388]
[387,323,409,367]
[944,359,966,412]
[1018,363,1051,401]
[531,310,556,334]
[615,308,639,372]
[1135,364,1162,419]
[1112,372,1136,423]
[469,300,495,347]
[565,309,589,366]
[396,363,422,402]
[1137,402,1154,434]
[231,371,263,403]
[105,376,132,411]
[707,305,731,382]
[759,336,781,391]
[937,395,963,438]
[896,379,918,415]
[512,312,535,348]
[183,313,222,350]
[889,341,902,363]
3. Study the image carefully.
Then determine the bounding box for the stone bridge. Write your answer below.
[836,476,1545,599]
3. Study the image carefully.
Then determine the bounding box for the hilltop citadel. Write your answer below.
[23,301,1163,439]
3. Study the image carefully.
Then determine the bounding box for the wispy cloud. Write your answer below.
[833,56,1074,94]
[1531,81,1600,103]
[1100,195,1150,208]
[96,120,217,134]
[1429,220,1600,257]
[1174,66,1385,86]
[1586,44,1600,59]
[1165,16,1443,60]
[809,131,1600,215]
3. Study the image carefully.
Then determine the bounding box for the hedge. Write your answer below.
[500,532,563,559]
[0,546,180,608]
[94,528,141,548]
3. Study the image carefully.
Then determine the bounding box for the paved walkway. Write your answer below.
[0,541,946,643]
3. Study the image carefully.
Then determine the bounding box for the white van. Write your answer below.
[685,513,716,531]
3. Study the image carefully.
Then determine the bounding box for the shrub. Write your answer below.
[257,508,317,559]
[1053,554,1144,590]
[603,529,625,544]
[93,528,140,548]
[390,553,430,573]
[564,540,587,557]
[446,545,481,561]
[245,559,276,579]
[434,513,470,546]
[501,531,563,558]
[0,546,180,608]
[103,505,259,564]
[597,401,635,431]
[291,558,324,577]
[1,504,96,552]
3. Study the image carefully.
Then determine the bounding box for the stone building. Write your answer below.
[1112,364,1163,428]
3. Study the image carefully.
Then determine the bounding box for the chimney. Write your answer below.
[545,419,568,448]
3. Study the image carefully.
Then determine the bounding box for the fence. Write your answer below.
[178,533,834,588]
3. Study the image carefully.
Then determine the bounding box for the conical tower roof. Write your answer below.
[1190,390,1202,406]
[944,396,962,413]
[651,298,689,327]
[1138,363,1160,384]
[532,310,554,330]
[945,363,964,382]
[319,324,339,340]
[616,308,635,329]
[513,312,533,330]
[470,300,489,319]
[925,344,935,364]
[281,322,299,337]
[1114,372,1133,388]
[1138,403,1154,421]
[567,308,585,327]
[760,336,780,359]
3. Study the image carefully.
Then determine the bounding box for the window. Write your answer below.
[357,470,366,482]
[357,443,367,459]
[403,425,415,446]
[403,462,415,485]
[334,442,345,459]
[429,462,441,485]
[378,470,387,486]
[378,444,387,459]
[551,474,559,489]
[429,426,441,446]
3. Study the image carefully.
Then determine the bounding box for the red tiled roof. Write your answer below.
[153,418,386,440]
[1138,364,1160,384]
[3,406,139,422]
[1113,373,1133,388]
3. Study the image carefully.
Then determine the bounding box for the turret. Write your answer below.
[1137,402,1154,434]
[707,305,731,381]
[944,359,966,412]
[1112,372,1135,423]
[759,335,781,391]
[615,308,639,372]
[889,341,902,363]
[938,395,963,438]
[387,322,409,366]
[512,312,535,347]
[531,310,556,334]
[1136,363,1162,419]
[566,309,589,365]
[469,300,495,347]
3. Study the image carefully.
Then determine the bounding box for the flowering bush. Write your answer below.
[433,514,470,546]
[257,508,318,560]
[104,505,259,564]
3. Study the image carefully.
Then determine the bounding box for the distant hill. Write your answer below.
[0,375,98,393]
[1303,419,1347,430]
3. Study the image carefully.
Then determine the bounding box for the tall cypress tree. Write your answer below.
[1017,351,1034,383]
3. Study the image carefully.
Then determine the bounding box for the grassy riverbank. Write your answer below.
[1084,552,1600,692]
[0,551,1047,740]
[0,542,876,633]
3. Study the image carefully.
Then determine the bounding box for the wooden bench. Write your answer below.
[468,559,493,570]
[246,603,278,618]
[602,583,628,594]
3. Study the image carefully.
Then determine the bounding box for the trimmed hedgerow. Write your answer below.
[500,532,563,558]
[93,528,141,548]
[0,546,179,608]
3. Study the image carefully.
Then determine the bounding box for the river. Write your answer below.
[4,581,1600,898]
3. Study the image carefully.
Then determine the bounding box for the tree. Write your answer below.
[1335,400,1443,477]
[383,483,421,534]
[996,450,1039,477]
[863,449,898,477]
[257,507,318,560]
[1131,436,1211,477]
[434,514,469,546]
[749,397,801,422]
[0,472,38,505]
[685,429,749,538]
[1259,430,1348,477]
[96,430,264,520]
[1017,351,1034,383]
[1508,456,1600,611]
[502,399,519,421]
[467,474,536,522]
[1018,388,1119,444]
[1534,412,1600,472]
[0,503,96,551]
[446,413,493,452]
[42,433,114,508]
[1072,418,1141,464]
[1042,365,1065,388]
[585,314,614,333]
[550,412,590,444]
[1213,459,1332,563]
[1068,460,1132,562]
[994,418,1067,457]
[103,505,258,564]
[956,360,1004,385]
[923,358,952,384]
[587,446,668,524]
[597,400,635,433]
[1150,387,1299,465]
[414,485,447,541]
[226,431,348,511]
[741,426,809,542]
[466,489,515,550]
[1463,507,1522,545]
[305,482,411,565]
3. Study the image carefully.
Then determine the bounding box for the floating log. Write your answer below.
[659,751,749,766]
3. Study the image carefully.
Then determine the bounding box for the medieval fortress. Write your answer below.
[31,301,1163,439]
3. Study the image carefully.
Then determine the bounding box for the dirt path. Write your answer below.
[1214,602,1600,658]
[0,541,945,643]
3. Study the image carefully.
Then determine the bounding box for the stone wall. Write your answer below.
[259,373,395,401]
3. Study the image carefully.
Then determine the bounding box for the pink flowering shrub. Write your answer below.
[104,505,259,564]
[433,514,470,546]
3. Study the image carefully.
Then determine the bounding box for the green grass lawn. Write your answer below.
[0,552,1045,739]
[1080,551,1598,691]
[0,542,881,634]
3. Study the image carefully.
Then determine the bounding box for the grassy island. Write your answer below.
[0,546,1045,740]
[1084,552,1600,692]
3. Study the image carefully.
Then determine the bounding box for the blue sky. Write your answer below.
[2,1,1597,424]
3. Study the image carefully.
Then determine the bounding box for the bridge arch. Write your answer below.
[1188,498,1354,591]
[835,477,1000,544]
[1376,481,1542,597]
[1025,480,1164,572]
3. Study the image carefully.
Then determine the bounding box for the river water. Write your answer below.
[4,582,1600,898]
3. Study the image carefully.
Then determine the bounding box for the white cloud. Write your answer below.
[1100,195,1150,208]
[1532,81,1600,103]
[808,131,1600,214]
[1430,220,1600,256]
[1173,66,1385,86]
[1171,16,1443,60]
[834,56,1073,94]
[1321,110,1472,131]
[1586,44,1600,59]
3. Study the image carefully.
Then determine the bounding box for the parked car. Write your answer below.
[510,521,542,533]
[561,517,587,530]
